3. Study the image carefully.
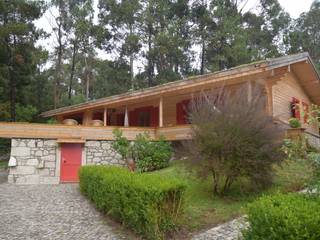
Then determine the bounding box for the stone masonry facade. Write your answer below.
[8,139,58,184]
[8,139,126,184]
[85,141,125,166]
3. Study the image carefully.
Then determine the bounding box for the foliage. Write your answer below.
[79,165,186,239]
[112,129,172,172]
[288,117,301,128]
[183,86,285,195]
[306,151,320,194]
[243,193,320,240]
[153,159,313,233]
[132,133,172,172]
[282,137,308,160]
[112,128,130,160]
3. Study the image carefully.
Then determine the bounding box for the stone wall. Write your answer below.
[8,139,126,184]
[85,141,125,166]
[306,132,320,149]
[8,139,58,184]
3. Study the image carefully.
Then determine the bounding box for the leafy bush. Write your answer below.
[112,129,172,172]
[183,86,285,195]
[288,117,301,128]
[132,133,172,172]
[79,166,186,239]
[307,152,320,194]
[243,193,320,240]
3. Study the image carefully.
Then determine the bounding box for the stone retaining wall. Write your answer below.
[8,139,126,184]
[8,139,59,184]
[85,141,125,166]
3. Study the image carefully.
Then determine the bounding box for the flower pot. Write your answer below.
[286,128,306,139]
[62,119,78,126]
[90,120,104,127]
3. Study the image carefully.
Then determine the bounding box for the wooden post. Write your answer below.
[248,80,252,102]
[124,106,129,127]
[103,108,107,126]
[159,96,163,127]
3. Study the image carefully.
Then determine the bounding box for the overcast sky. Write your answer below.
[34,0,315,71]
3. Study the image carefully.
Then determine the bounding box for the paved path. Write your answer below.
[0,184,126,240]
[192,217,248,240]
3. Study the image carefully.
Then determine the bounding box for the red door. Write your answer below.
[60,143,82,183]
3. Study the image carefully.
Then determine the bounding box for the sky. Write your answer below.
[34,0,315,71]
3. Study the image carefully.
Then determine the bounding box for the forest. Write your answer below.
[0,0,319,124]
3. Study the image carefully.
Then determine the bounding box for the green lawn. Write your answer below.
[153,159,313,232]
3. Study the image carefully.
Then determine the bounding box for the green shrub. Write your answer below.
[289,118,301,128]
[243,193,320,240]
[79,165,186,239]
[112,129,173,172]
[132,133,172,172]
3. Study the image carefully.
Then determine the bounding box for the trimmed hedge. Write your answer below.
[243,193,320,240]
[79,166,186,239]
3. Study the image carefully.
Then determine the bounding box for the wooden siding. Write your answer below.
[0,122,192,141]
[272,72,318,134]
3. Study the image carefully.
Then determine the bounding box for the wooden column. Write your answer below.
[103,108,107,126]
[83,110,93,126]
[247,80,252,102]
[124,106,129,127]
[159,96,163,127]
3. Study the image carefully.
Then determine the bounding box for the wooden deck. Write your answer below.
[0,122,192,141]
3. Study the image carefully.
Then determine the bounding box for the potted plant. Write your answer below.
[286,118,305,139]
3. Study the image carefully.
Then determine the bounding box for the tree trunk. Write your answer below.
[129,24,134,90]
[68,40,77,102]
[200,38,205,75]
[54,0,63,109]
[147,23,153,87]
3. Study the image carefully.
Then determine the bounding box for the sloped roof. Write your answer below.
[41,52,320,117]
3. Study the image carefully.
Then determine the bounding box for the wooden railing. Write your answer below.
[0,122,192,141]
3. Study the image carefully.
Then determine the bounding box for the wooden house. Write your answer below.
[1,52,319,184]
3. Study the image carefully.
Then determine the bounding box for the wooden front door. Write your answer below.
[60,143,82,182]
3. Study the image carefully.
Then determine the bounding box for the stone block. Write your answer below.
[45,161,55,168]
[35,150,43,157]
[8,175,14,183]
[101,142,111,150]
[36,140,43,147]
[26,158,39,166]
[43,140,56,147]
[85,141,100,147]
[11,147,30,157]
[16,175,40,184]
[27,140,36,148]
[94,152,103,157]
[11,139,19,147]
[41,155,55,162]
[93,157,101,163]
[38,168,50,176]
[16,166,35,175]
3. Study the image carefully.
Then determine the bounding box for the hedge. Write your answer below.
[79,166,186,239]
[243,193,320,240]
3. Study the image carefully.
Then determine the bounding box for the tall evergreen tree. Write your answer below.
[0,0,44,121]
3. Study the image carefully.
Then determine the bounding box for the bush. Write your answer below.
[288,118,301,128]
[183,86,285,195]
[112,129,172,172]
[79,166,186,239]
[132,133,172,172]
[243,193,320,240]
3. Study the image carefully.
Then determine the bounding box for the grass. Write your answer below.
[153,159,313,232]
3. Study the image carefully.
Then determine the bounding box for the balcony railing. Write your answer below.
[0,122,192,141]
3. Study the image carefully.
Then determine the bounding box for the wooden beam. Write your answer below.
[124,106,129,127]
[248,80,252,102]
[159,96,163,127]
[103,108,107,126]
[0,122,193,141]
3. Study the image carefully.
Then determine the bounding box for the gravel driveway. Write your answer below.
[0,183,126,240]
